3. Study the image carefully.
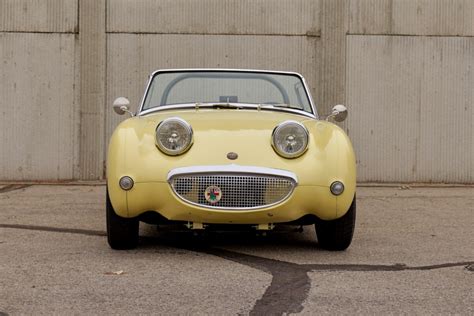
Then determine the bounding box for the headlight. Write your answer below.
[271,120,309,158]
[155,117,193,155]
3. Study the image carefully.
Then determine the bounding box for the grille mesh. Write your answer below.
[170,173,295,209]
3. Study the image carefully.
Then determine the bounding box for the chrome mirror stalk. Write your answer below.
[326,104,348,122]
[113,97,134,116]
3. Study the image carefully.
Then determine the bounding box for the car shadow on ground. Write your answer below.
[138,223,320,251]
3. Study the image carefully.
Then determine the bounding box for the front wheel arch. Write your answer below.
[106,187,139,250]
[315,196,356,251]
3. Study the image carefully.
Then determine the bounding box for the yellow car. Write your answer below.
[107,69,356,250]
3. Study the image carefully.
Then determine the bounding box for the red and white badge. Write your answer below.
[204,185,222,204]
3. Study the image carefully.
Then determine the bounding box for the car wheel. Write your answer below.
[315,196,356,251]
[106,188,139,250]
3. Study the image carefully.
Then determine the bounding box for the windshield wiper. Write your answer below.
[259,103,300,109]
[197,103,243,109]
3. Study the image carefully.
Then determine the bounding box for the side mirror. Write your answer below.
[327,104,348,122]
[113,97,133,116]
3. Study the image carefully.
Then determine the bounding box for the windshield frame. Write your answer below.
[137,69,318,119]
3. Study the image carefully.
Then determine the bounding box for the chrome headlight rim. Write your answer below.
[271,120,309,159]
[119,176,134,191]
[155,117,194,156]
[330,181,345,196]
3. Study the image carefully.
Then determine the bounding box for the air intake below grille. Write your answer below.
[168,169,297,210]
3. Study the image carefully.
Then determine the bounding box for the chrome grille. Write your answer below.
[169,173,296,209]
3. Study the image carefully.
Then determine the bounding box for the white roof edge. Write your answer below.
[149,68,305,78]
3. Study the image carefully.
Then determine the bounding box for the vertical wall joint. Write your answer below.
[79,0,106,179]
[320,0,349,115]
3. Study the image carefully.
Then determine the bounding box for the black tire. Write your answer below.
[106,189,139,250]
[315,196,356,251]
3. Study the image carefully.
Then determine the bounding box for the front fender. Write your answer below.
[107,113,356,220]
[106,119,133,217]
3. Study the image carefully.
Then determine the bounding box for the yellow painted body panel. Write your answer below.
[107,109,356,223]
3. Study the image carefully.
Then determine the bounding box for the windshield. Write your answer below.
[142,71,313,114]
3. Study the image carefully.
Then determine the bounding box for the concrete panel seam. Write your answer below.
[105,31,321,37]
[102,0,109,179]
[0,31,77,34]
[348,33,474,38]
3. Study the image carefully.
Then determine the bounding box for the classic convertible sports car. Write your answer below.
[107,69,356,250]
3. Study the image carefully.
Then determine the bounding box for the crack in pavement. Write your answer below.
[199,247,474,315]
[0,184,31,194]
[1,224,473,315]
[201,247,310,315]
[0,224,106,237]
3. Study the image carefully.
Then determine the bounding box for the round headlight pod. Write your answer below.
[330,181,344,196]
[272,120,309,158]
[155,117,193,155]
[119,176,134,191]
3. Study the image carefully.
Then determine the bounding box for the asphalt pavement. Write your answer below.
[0,184,473,315]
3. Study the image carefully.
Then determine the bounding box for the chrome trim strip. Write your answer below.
[300,75,319,119]
[138,103,316,119]
[167,165,298,211]
[138,69,318,119]
[167,164,298,184]
[137,75,154,116]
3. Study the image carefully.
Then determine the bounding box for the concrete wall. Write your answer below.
[1,0,473,183]
[0,0,79,181]
[346,0,474,183]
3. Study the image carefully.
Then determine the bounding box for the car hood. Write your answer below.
[109,109,353,186]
